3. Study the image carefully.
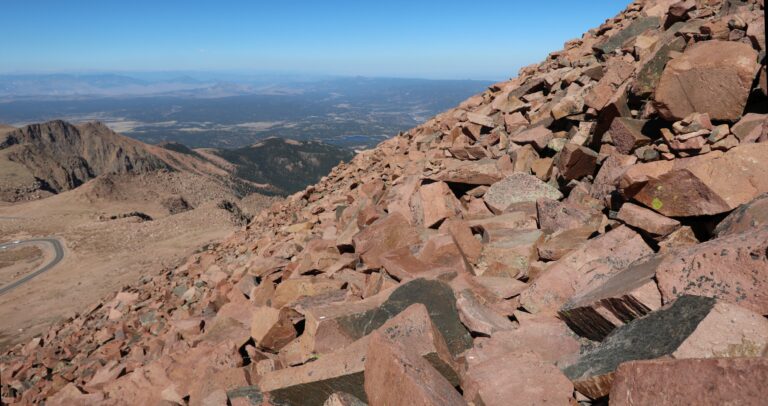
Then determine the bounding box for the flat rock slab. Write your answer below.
[364,332,466,406]
[616,202,680,237]
[610,358,768,406]
[714,193,768,237]
[634,142,768,216]
[655,227,768,314]
[559,256,663,341]
[594,17,661,55]
[305,278,472,357]
[262,302,461,406]
[484,173,563,213]
[654,40,759,122]
[352,213,422,269]
[463,351,573,406]
[561,295,768,399]
[520,226,652,314]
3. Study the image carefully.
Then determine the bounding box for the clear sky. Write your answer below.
[0,0,630,80]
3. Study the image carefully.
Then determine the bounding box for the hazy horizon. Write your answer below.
[2,0,630,81]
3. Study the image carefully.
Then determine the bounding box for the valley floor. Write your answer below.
[0,174,278,350]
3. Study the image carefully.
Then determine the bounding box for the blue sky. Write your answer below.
[0,0,629,80]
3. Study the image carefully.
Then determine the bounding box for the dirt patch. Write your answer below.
[0,245,44,286]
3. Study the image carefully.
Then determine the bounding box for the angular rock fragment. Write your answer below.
[556,143,598,180]
[364,332,466,406]
[715,193,768,237]
[484,173,563,213]
[520,226,652,314]
[655,227,768,314]
[634,143,768,216]
[593,17,661,55]
[616,202,680,237]
[509,126,553,150]
[272,277,345,308]
[323,392,367,406]
[303,278,472,356]
[262,303,460,406]
[250,306,298,352]
[431,159,505,185]
[559,256,664,341]
[463,351,574,406]
[455,289,515,335]
[608,118,652,154]
[610,358,768,406]
[419,181,462,228]
[632,33,686,98]
[654,41,759,121]
[562,295,768,399]
[352,213,422,269]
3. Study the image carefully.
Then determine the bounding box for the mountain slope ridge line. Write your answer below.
[1,0,767,404]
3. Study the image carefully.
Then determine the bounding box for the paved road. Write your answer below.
[0,238,64,296]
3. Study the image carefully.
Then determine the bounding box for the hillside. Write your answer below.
[210,138,356,194]
[1,0,767,405]
[0,120,250,201]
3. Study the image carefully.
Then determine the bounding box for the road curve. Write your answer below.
[0,238,64,296]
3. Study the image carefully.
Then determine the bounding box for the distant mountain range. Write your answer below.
[0,120,354,201]
[0,75,494,149]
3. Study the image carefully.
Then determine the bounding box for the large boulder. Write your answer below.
[484,173,563,213]
[633,143,768,216]
[562,295,768,399]
[653,40,759,122]
[610,358,768,405]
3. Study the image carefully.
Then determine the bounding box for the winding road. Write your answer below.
[0,238,64,296]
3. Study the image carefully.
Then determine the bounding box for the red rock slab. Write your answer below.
[616,202,680,237]
[715,193,768,237]
[430,158,505,186]
[484,173,563,213]
[419,181,462,228]
[439,219,483,263]
[656,227,768,315]
[364,332,466,406]
[608,117,652,154]
[556,143,598,181]
[272,277,345,308]
[559,256,664,341]
[610,358,768,406]
[472,275,528,299]
[468,313,580,366]
[590,152,637,203]
[46,383,105,406]
[657,225,699,253]
[462,351,573,406]
[455,289,515,335]
[352,213,422,269]
[537,226,595,261]
[520,226,652,314]
[509,126,553,150]
[250,306,298,352]
[562,296,768,399]
[476,229,543,279]
[466,211,539,232]
[654,40,759,122]
[634,142,768,216]
[263,303,460,406]
[731,113,768,143]
[537,198,603,234]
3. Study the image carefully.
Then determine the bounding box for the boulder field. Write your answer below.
[2,0,767,405]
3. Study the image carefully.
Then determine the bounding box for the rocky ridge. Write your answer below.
[1,0,767,405]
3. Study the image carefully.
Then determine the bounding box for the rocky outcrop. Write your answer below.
[0,121,170,195]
